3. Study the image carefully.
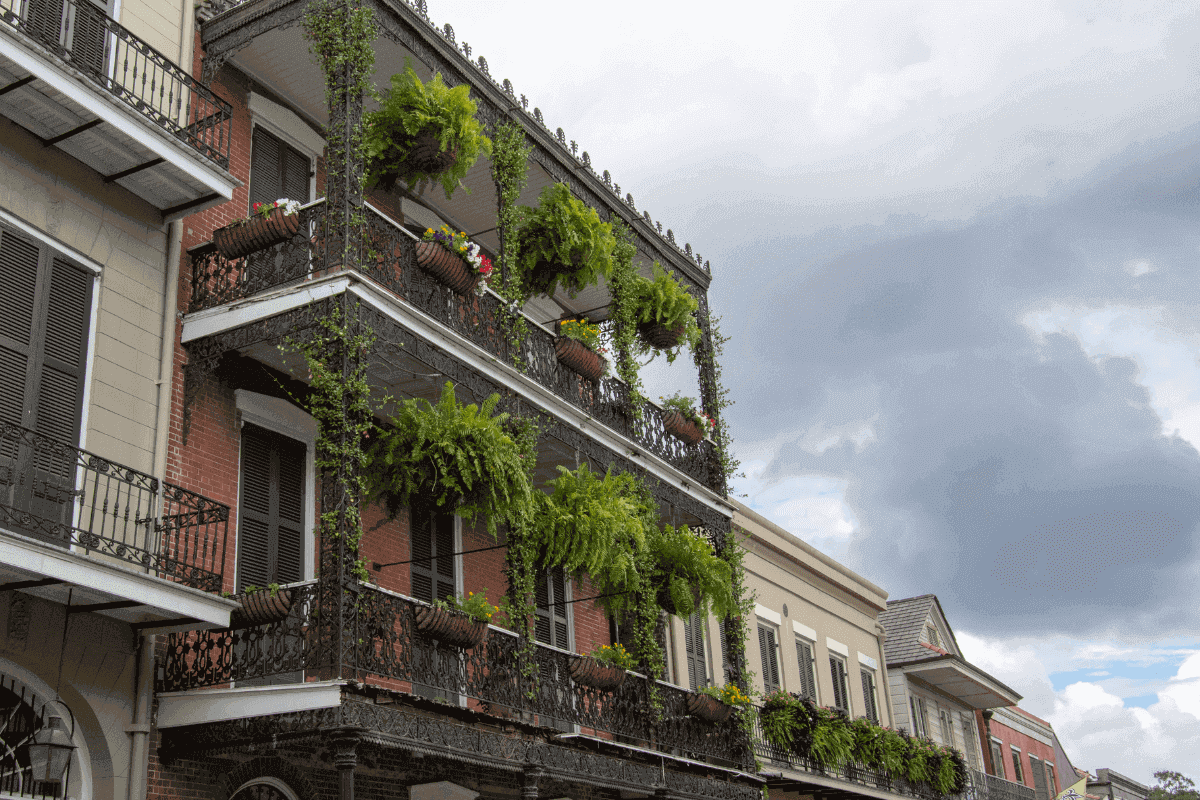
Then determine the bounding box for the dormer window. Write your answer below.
[926,624,941,648]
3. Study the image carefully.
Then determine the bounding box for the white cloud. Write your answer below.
[733,463,858,560]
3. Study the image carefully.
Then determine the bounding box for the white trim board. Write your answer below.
[826,637,849,657]
[792,620,816,641]
[755,604,781,626]
[156,681,345,728]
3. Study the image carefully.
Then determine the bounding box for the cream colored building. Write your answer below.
[0,2,236,799]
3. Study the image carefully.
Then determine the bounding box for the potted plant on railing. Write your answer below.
[415,225,494,295]
[362,382,534,539]
[229,582,293,628]
[415,590,498,649]
[514,183,616,298]
[648,523,734,619]
[629,263,701,357]
[364,62,492,199]
[555,318,608,383]
[687,682,749,723]
[212,199,301,260]
[569,642,634,691]
[659,392,715,446]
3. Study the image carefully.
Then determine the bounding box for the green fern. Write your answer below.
[514,183,616,297]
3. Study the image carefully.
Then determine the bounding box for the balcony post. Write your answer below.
[693,293,726,497]
[329,728,362,800]
[522,768,544,800]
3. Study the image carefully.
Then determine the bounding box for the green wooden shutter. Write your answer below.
[683,613,708,690]
[410,504,455,604]
[829,656,848,712]
[758,624,779,693]
[795,638,817,700]
[250,127,310,212]
[1030,756,1048,799]
[70,0,108,79]
[25,0,65,50]
[860,668,879,723]
[535,568,569,649]
[237,424,305,591]
[0,227,39,428]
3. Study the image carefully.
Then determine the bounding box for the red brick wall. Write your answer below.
[978,709,1061,791]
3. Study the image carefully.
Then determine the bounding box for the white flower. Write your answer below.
[275,198,301,216]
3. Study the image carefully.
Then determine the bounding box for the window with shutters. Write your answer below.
[1011,747,1024,784]
[990,739,1006,778]
[1045,764,1057,797]
[682,613,709,691]
[250,127,311,211]
[860,668,878,723]
[909,695,928,738]
[829,654,850,713]
[960,713,981,769]
[409,503,456,605]
[236,424,306,591]
[0,223,94,546]
[757,622,780,693]
[1030,755,1047,798]
[24,0,109,77]
[534,567,570,650]
[794,637,818,701]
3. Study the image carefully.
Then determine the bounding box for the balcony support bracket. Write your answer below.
[42,118,104,146]
[104,157,166,183]
[0,75,35,96]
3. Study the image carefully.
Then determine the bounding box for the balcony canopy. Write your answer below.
[892,654,1022,709]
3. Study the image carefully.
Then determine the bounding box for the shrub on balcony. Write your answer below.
[629,263,701,360]
[364,63,492,199]
[363,382,533,537]
[648,523,735,620]
[514,183,616,297]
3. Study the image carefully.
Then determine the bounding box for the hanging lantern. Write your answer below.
[27,716,74,784]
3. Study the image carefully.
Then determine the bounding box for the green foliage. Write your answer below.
[364,62,492,199]
[587,643,636,670]
[1153,772,1200,800]
[515,183,616,297]
[629,263,701,362]
[558,318,606,352]
[606,219,647,413]
[698,683,753,708]
[648,524,735,620]
[362,382,532,537]
[661,391,716,435]
[694,311,740,489]
[433,589,498,624]
[490,122,533,369]
[810,708,855,769]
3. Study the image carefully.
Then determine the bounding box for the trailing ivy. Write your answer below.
[695,310,740,489]
[606,218,646,415]
[490,121,533,370]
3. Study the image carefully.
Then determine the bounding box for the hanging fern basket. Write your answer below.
[555,338,603,383]
[377,126,459,192]
[638,321,685,350]
[229,588,294,628]
[415,606,489,649]
[415,242,480,295]
[662,410,703,445]
[569,655,627,691]
[213,207,300,260]
[686,692,735,723]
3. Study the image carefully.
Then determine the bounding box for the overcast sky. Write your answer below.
[432,0,1200,782]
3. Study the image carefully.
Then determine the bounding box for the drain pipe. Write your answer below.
[153,220,183,490]
[127,634,155,800]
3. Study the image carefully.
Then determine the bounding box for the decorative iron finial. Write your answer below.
[520,94,528,109]
[534,108,544,124]
[477,56,489,75]
[443,24,455,43]
[461,41,471,58]
[415,0,427,17]
[570,140,578,155]
[602,170,611,186]
[667,229,675,243]
[643,211,652,222]
[656,221,662,233]
[685,243,692,256]
[582,151,591,167]
[503,78,514,96]
[613,183,620,196]
[556,127,566,144]
[704,259,710,271]
[626,193,635,209]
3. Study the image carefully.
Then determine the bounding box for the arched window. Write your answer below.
[0,673,83,800]
[230,778,299,800]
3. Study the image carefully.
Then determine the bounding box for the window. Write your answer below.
[859,668,879,723]
[249,126,311,210]
[1045,763,1057,797]
[926,623,941,648]
[534,567,569,650]
[939,708,954,746]
[989,738,1006,778]
[237,424,305,591]
[829,654,850,713]
[409,502,456,604]
[795,638,818,701]
[719,621,733,684]
[682,613,709,690]
[1030,755,1048,798]
[1011,747,1024,784]
[909,695,928,738]
[25,0,108,77]
[960,712,981,770]
[757,622,781,693]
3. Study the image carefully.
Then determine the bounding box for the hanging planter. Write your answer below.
[413,226,493,295]
[213,202,301,260]
[655,581,702,617]
[415,605,489,649]
[229,587,294,628]
[686,692,735,723]
[569,655,627,691]
[662,410,702,445]
[555,337,604,383]
[637,321,685,350]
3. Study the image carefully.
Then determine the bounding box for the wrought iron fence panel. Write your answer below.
[0,422,228,591]
[0,0,232,166]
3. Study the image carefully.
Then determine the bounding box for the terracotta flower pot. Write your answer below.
[229,588,293,628]
[662,410,703,445]
[415,241,480,295]
[555,337,603,383]
[638,321,685,350]
[687,692,735,723]
[415,606,489,649]
[569,656,627,691]
[213,206,301,260]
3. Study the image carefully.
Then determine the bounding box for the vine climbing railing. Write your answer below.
[187,201,722,493]
[159,581,752,770]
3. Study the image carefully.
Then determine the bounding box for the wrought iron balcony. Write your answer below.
[159,581,753,769]
[750,707,969,800]
[0,421,230,593]
[187,201,723,493]
[970,770,1037,800]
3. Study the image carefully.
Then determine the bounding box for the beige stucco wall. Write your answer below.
[117,0,193,69]
[0,116,167,474]
[0,591,137,800]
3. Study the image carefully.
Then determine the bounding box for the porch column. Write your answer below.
[329,729,363,800]
[522,767,545,800]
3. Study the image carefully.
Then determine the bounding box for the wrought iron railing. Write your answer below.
[0,422,229,592]
[0,0,232,167]
[970,770,1036,800]
[749,709,969,800]
[159,582,752,769]
[187,201,722,492]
